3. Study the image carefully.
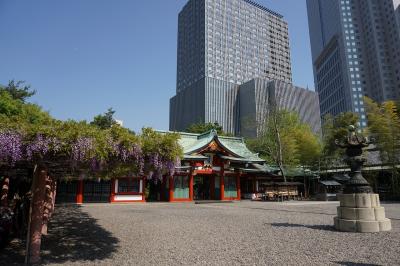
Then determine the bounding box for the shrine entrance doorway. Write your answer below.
[193,175,213,200]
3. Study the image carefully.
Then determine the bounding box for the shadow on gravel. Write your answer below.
[41,205,119,264]
[335,261,381,266]
[270,222,335,231]
[0,238,26,265]
[0,205,119,265]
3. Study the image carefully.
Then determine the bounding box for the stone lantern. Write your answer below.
[334,125,391,232]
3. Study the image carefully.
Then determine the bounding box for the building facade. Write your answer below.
[306,0,400,127]
[57,130,309,203]
[171,0,293,134]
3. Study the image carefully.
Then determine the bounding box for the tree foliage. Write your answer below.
[322,112,359,159]
[90,108,118,130]
[0,82,183,263]
[0,89,183,179]
[246,110,322,181]
[364,97,400,192]
[0,80,36,102]
[186,122,232,136]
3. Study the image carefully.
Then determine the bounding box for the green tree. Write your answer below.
[320,112,359,168]
[0,88,183,263]
[294,123,322,167]
[186,122,232,136]
[0,80,35,102]
[364,97,400,194]
[90,108,118,129]
[246,110,321,182]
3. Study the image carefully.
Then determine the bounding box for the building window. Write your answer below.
[118,178,140,193]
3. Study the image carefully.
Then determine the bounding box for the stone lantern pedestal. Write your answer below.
[334,193,391,232]
[333,125,391,233]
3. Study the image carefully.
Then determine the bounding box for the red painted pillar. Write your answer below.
[169,176,174,202]
[236,173,241,200]
[252,176,256,193]
[220,169,225,200]
[110,179,115,203]
[189,175,194,201]
[76,179,83,204]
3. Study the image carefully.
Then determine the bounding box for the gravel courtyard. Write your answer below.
[2,201,400,265]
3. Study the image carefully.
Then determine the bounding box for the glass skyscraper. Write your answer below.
[170,0,293,134]
[307,0,400,127]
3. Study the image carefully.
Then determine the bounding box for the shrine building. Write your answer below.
[56,130,301,204]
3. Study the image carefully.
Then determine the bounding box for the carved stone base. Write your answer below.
[334,193,391,233]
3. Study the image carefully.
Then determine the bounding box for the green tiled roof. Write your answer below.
[158,130,265,162]
[184,130,264,161]
[157,130,316,177]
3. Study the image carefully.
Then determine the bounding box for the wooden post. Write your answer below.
[169,176,174,202]
[236,173,241,200]
[1,176,10,207]
[51,180,57,216]
[189,174,194,201]
[27,165,47,264]
[252,176,256,193]
[41,175,52,235]
[76,179,84,204]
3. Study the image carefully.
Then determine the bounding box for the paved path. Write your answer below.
[1,201,399,265]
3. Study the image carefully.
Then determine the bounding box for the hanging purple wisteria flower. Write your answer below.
[166,160,175,176]
[107,137,120,156]
[90,157,105,172]
[71,137,94,162]
[138,156,145,175]
[25,134,52,160]
[0,131,23,166]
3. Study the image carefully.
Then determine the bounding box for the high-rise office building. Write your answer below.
[238,79,321,137]
[306,0,400,127]
[397,7,400,30]
[171,0,292,134]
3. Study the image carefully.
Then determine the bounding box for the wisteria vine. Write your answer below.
[0,131,23,166]
[0,128,182,179]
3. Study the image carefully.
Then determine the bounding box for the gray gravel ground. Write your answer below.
[1,201,399,266]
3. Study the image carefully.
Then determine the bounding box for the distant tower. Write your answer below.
[170,0,292,134]
[306,0,400,127]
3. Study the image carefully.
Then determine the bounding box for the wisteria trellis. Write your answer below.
[0,129,182,179]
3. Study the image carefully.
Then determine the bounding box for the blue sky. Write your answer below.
[0,0,313,132]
